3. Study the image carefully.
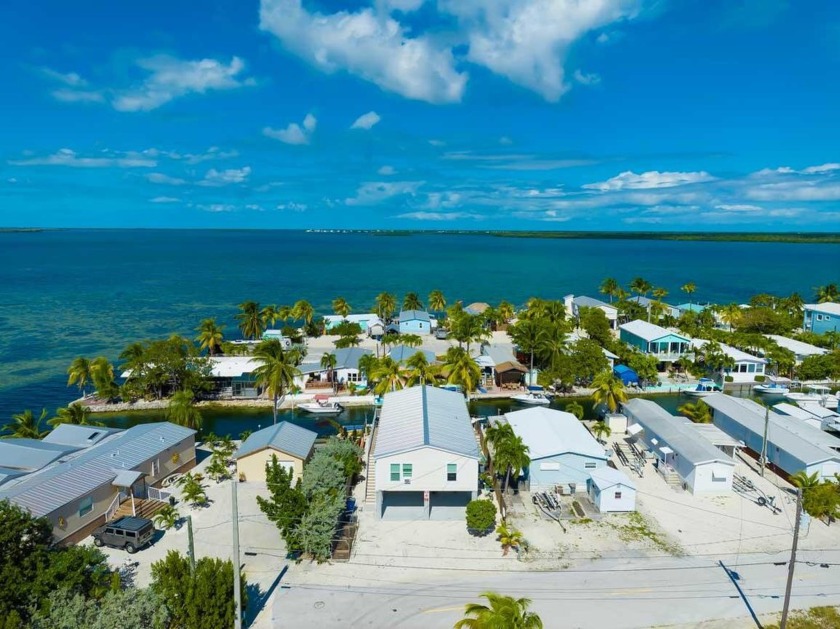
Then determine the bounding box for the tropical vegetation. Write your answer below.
[455,592,543,629]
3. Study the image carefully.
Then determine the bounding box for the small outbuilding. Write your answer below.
[398,310,432,335]
[613,365,639,386]
[588,466,637,513]
[234,422,317,484]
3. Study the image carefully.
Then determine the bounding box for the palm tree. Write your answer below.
[630,277,652,300]
[720,303,742,331]
[2,409,49,439]
[790,470,820,490]
[494,433,530,493]
[320,352,338,392]
[444,347,481,399]
[153,505,180,530]
[406,352,440,386]
[677,400,712,424]
[260,304,279,329]
[403,292,424,311]
[399,333,423,348]
[451,314,490,353]
[358,354,379,385]
[483,422,514,478]
[591,421,612,442]
[253,339,301,425]
[180,475,208,507]
[565,401,585,420]
[455,592,543,629]
[166,389,202,430]
[66,357,92,396]
[375,292,397,321]
[495,523,524,556]
[428,289,446,312]
[599,277,620,303]
[816,284,839,303]
[370,357,407,394]
[205,456,231,482]
[331,297,351,319]
[236,301,263,340]
[681,282,697,308]
[291,300,315,326]
[508,320,547,384]
[49,403,102,428]
[497,301,515,326]
[536,335,566,371]
[195,318,225,356]
[650,287,669,323]
[90,356,116,399]
[590,371,627,414]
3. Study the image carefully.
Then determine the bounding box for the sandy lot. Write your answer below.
[91,446,288,623]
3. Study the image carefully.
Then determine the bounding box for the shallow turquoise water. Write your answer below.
[2,229,837,423]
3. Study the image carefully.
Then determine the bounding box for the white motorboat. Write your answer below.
[683,378,722,397]
[784,385,839,410]
[512,392,551,405]
[753,382,790,395]
[298,396,344,415]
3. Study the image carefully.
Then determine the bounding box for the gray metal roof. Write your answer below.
[704,393,840,466]
[374,386,479,459]
[234,421,317,460]
[399,309,431,323]
[0,467,27,486]
[481,344,519,367]
[43,424,121,448]
[623,398,734,467]
[0,422,196,518]
[589,466,636,491]
[620,320,689,343]
[389,346,436,364]
[0,439,80,472]
[505,407,606,460]
[573,295,615,310]
[299,347,373,375]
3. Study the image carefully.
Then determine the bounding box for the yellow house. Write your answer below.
[234,422,317,483]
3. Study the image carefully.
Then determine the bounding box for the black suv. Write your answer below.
[92,517,155,553]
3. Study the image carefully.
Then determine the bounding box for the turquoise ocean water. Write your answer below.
[1,229,837,433]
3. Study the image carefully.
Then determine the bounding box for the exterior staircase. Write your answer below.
[113,497,168,521]
[659,468,682,488]
[364,424,379,504]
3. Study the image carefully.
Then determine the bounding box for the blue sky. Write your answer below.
[1,0,839,230]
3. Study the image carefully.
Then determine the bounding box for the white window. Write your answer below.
[346,371,361,383]
[540,462,560,471]
[390,463,400,481]
[614,491,622,499]
[402,463,413,478]
[584,462,597,469]
[78,496,93,517]
[748,363,756,373]
[447,463,457,481]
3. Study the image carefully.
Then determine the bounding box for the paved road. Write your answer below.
[268,551,840,628]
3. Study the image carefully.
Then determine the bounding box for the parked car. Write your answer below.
[434,328,449,340]
[92,517,155,553]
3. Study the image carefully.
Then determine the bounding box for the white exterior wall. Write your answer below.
[590,483,636,512]
[685,460,734,494]
[805,459,840,481]
[727,360,766,383]
[375,447,478,494]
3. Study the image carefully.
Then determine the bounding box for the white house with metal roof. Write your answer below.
[704,393,840,480]
[0,422,196,544]
[692,340,767,382]
[764,335,828,364]
[323,313,379,332]
[623,398,735,494]
[504,407,608,492]
[588,466,637,512]
[373,386,479,520]
[564,294,619,329]
[296,347,374,389]
[234,421,317,483]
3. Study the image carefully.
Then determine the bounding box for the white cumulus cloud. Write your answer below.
[150,196,181,203]
[259,0,467,103]
[201,166,251,186]
[351,111,381,130]
[8,148,156,168]
[263,113,317,145]
[377,165,396,175]
[345,180,423,205]
[573,69,601,86]
[583,170,714,191]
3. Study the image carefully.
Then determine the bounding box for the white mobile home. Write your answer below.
[373,386,479,520]
[704,394,840,480]
[623,398,735,494]
[504,407,608,492]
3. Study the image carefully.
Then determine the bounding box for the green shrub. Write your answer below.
[754,375,766,382]
[724,375,734,382]
[465,499,497,534]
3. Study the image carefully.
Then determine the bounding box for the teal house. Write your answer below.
[619,320,691,366]
[398,310,432,335]
[803,303,840,334]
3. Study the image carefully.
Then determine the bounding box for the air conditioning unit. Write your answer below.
[404,478,411,485]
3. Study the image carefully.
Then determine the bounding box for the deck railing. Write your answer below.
[104,494,120,522]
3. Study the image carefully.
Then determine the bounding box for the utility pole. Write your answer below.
[186,515,196,574]
[231,479,242,629]
[780,488,803,629]
[759,404,770,477]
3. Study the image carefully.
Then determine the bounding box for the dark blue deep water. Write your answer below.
[2,229,837,432]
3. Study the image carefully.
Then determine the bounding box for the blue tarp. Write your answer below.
[613,365,640,385]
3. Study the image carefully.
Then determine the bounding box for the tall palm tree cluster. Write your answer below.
[482,422,530,493]
[506,299,573,385]
[360,347,482,398]
[1,402,104,440]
